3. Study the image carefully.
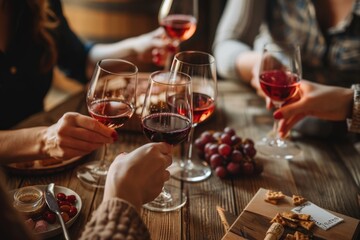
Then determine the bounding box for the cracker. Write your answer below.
[299,220,314,231]
[264,198,278,205]
[294,231,310,240]
[266,190,285,200]
[284,219,298,229]
[281,211,299,220]
[297,214,310,221]
[270,213,286,226]
[292,194,307,206]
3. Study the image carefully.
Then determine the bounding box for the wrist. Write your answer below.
[103,183,142,212]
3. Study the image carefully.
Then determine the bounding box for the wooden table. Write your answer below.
[3,76,360,240]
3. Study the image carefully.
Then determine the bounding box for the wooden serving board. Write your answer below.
[222,188,360,240]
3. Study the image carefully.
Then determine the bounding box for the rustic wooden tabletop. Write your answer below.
[4,75,360,240]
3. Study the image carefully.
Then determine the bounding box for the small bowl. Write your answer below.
[13,186,46,218]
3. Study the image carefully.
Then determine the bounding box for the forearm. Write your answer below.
[88,38,137,65]
[0,127,47,163]
[235,51,262,83]
[212,0,264,80]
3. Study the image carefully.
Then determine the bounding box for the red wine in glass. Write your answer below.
[153,0,198,68]
[76,59,138,189]
[167,92,215,125]
[259,70,300,103]
[142,113,191,145]
[89,99,134,129]
[192,92,215,124]
[256,42,302,160]
[160,14,197,41]
[141,70,192,212]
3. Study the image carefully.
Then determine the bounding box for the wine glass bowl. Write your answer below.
[141,70,192,212]
[152,0,198,68]
[77,59,138,188]
[170,51,217,182]
[159,0,198,45]
[257,42,302,159]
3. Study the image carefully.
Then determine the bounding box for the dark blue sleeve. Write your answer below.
[50,0,92,84]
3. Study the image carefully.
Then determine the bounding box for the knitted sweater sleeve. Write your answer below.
[79,198,150,240]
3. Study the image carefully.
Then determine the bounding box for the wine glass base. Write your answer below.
[76,161,109,189]
[143,185,187,212]
[170,160,212,182]
[256,137,301,160]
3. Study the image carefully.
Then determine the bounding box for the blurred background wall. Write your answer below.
[46,0,227,110]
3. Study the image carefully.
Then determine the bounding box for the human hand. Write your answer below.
[131,28,171,63]
[273,80,353,137]
[43,112,116,160]
[103,142,172,212]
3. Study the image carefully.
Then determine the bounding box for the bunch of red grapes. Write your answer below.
[195,127,263,178]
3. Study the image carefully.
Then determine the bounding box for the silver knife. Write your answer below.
[44,183,71,240]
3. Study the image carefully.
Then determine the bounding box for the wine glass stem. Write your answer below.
[272,104,285,147]
[181,126,195,170]
[93,143,109,175]
[153,187,173,203]
[164,39,180,70]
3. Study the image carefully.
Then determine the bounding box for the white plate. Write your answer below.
[10,185,82,239]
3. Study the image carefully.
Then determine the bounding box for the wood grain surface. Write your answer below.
[3,76,360,240]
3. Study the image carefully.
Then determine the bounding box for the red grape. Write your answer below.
[231,135,241,145]
[43,211,56,224]
[227,162,241,175]
[68,206,78,218]
[223,127,236,136]
[66,195,77,204]
[210,154,224,169]
[244,144,257,158]
[220,133,232,145]
[218,143,231,156]
[231,150,243,163]
[56,193,66,201]
[215,166,228,178]
[242,161,254,176]
[208,143,219,155]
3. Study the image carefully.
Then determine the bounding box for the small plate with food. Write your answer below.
[10,185,82,239]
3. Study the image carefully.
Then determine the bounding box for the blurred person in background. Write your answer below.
[0,0,168,162]
[213,0,360,137]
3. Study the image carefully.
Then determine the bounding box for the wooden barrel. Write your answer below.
[62,0,162,42]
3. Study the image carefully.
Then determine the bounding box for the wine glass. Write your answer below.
[152,0,198,68]
[77,59,138,188]
[141,70,192,212]
[256,42,302,159]
[170,51,217,182]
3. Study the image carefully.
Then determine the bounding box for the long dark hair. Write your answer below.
[3,0,58,73]
[28,0,58,73]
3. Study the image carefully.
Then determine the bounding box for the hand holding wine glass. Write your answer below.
[141,70,192,212]
[152,0,198,68]
[77,59,138,188]
[257,42,302,159]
